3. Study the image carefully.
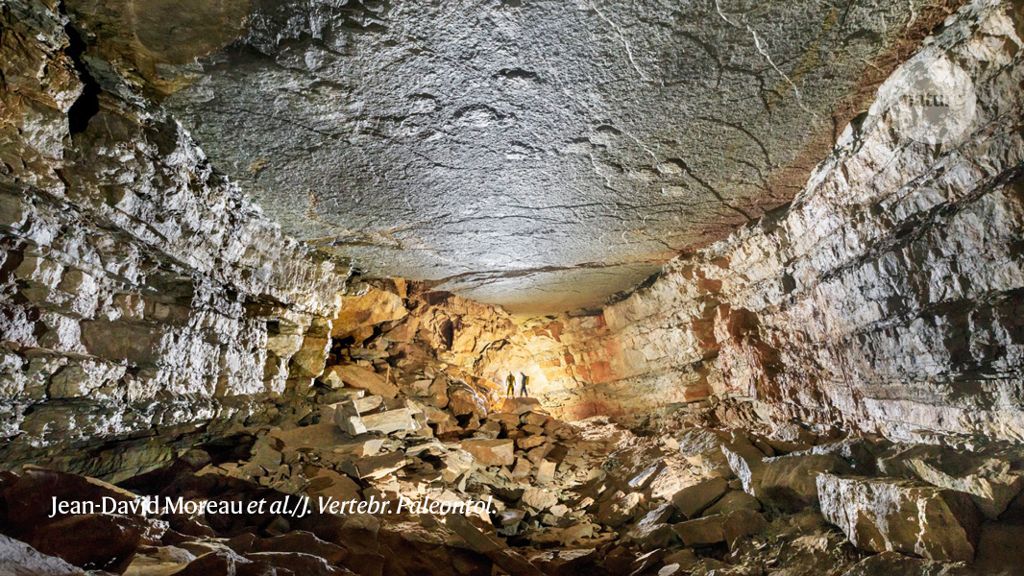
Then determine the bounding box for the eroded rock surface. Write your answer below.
[58,0,958,313]
[0,0,350,479]
[817,474,982,562]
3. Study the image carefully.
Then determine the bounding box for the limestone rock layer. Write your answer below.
[483,0,1024,443]
[0,1,350,478]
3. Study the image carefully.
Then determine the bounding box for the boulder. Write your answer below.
[516,435,547,450]
[322,364,398,398]
[662,549,700,572]
[244,551,348,575]
[270,423,364,452]
[362,408,420,435]
[441,449,476,483]
[123,545,196,575]
[627,502,678,550]
[840,551,970,576]
[522,411,549,427]
[499,397,543,414]
[628,461,664,490]
[353,394,384,414]
[671,509,767,548]
[596,491,643,528]
[447,384,488,419]
[677,428,732,476]
[512,458,533,479]
[305,468,362,501]
[339,451,408,480]
[526,445,553,466]
[422,405,462,436]
[817,474,981,562]
[911,459,1023,521]
[332,401,367,436]
[27,514,149,570]
[521,487,559,511]
[882,446,1024,520]
[425,376,450,408]
[755,453,850,510]
[497,509,526,536]
[536,460,557,485]
[671,476,728,518]
[475,420,502,439]
[0,467,139,537]
[160,549,252,576]
[461,439,515,466]
[703,490,762,515]
[721,432,767,491]
[0,534,84,576]
[520,423,546,435]
[445,514,544,576]
[225,531,347,565]
[486,412,521,431]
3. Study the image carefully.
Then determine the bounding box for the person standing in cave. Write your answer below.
[506,373,516,398]
[519,372,529,397]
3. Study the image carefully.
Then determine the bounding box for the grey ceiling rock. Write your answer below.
[70,0,950,313]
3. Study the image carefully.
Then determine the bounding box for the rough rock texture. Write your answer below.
[0,1,349,479]
[61,0,959,313]
[470,0,1024,443]
[817,473,982,562]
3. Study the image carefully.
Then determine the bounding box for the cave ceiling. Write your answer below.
[68,0,932,313]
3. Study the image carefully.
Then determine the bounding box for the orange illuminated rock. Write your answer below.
[332,286,408,342]
[322,364,399,398]
[461,439,515,466]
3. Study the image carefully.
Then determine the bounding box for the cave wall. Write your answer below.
[0,1,349,478]
[503,0,1024,443]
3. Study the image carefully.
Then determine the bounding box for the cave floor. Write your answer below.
[4,395,1024,576]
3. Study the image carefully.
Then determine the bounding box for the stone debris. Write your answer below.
[445,514,545,576]
[4,403,1024,575]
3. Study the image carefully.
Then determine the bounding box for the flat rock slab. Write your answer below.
[461,439,515,467]
[339,451,409,480]
[880,444,1024,520]
[671,476,728,519]
[269,423,381,456]
[322,365,399,398]
[671,509,767,549]
[362,408,420,435]
[499,398,544,415]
